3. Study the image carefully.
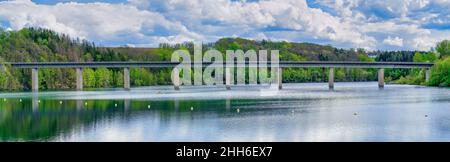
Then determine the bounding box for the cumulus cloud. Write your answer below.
[312,0,450,50]
[0,0,203,46]
[129,0,376,48]
[0,0,449,50]
[383,36,404,46]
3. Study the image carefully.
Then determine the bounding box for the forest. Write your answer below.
[0,28,449,91]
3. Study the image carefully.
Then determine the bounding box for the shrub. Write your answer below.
[429,57,450,87]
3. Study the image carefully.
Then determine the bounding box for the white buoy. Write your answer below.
[19,99,22,102]
[237,108,240,113]
[38,100,41,103]
[3,98,6,102]
[147,105,151,109]
[59,101,63,104]
[190,106,194,111]
[115,103,118,107]
[85,102,88,105]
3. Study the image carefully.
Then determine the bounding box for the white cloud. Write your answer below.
[0,0,203,46]
[312,0,450,50]
[0,0,449,50]
[133,0,376,48]
[383,36,404,47]
[0,0,375,48]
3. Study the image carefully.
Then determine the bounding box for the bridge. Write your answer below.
[3,61,434,91]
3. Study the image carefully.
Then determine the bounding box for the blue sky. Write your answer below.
[1,0,450,51]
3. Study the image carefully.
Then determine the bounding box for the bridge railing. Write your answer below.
[5,61,434,68]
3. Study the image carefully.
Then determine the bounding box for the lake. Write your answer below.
[0,82,449,142]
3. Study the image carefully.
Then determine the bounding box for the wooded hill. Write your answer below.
[0,28,446,90]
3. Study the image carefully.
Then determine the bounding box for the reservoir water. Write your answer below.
[0,82,449,142]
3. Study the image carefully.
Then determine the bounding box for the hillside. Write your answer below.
[0,28,443,90]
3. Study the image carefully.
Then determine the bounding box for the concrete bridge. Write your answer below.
[3,61,434,91]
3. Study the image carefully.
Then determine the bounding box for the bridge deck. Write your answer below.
[3,61,434,69]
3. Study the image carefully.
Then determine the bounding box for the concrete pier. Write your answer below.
[378,68,384,88]
[32,94,39,112]
[124,67,130,90]
[277,67,282,90]
[225,68,231,90]
[172,68,180,90]
[329,67,334,89]
[76,68,83,91]
[76,99,83,111]
[31,68,39,92]
[226,98,230,112]
[425,68,430,82]
[174,99,179,111]
[124,99,130,111]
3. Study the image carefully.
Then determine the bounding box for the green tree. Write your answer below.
[230,42,241,50]
[113,70,124,87]
[423,52,437,62]
[95,68,112,87]
[429,57,450,87]
[413,52,424,62]
[413,52,437,63]
[83,68,96,88]
[131,68,154,86]
[0,59,21,90]
[436,40,450,58]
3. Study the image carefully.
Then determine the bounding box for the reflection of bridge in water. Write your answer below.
[29,97,229,113]
[5,61,434,92]
[1,96,234,141]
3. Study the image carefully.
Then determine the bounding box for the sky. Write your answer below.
[1,0,450,51]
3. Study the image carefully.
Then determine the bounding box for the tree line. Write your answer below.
[0,28,449,91]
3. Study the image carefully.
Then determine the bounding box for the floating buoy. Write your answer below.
[354,112,358,115]
[114,103,118,107]
[425,115,428,117]
[85,102,88,105]
[190,106,194,111]
[3,98,6,101]
[291,110,295,113]
[59,101,63,104]
[19,99,22,102]
[237,108,240,113]
[147,105,151,109]
[38,100,41,103]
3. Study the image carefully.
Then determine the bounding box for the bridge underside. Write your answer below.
[27,67,432,92]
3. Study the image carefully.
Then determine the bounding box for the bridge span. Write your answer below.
[2,61,434,91]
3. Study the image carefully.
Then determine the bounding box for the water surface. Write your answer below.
[0,82,449,142]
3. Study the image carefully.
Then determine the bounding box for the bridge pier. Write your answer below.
[76,99,83,111]
[124,99,130,111]
[225,68,231,90]
[172,68,180,90]
[277,67,282,90]
[378,68,384,88]
[124,67,130,90]
[425,68,430,82]
[32,94,39,112]
[329,67,334,89]
[76,67,83,91]
[31,68,39,92]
